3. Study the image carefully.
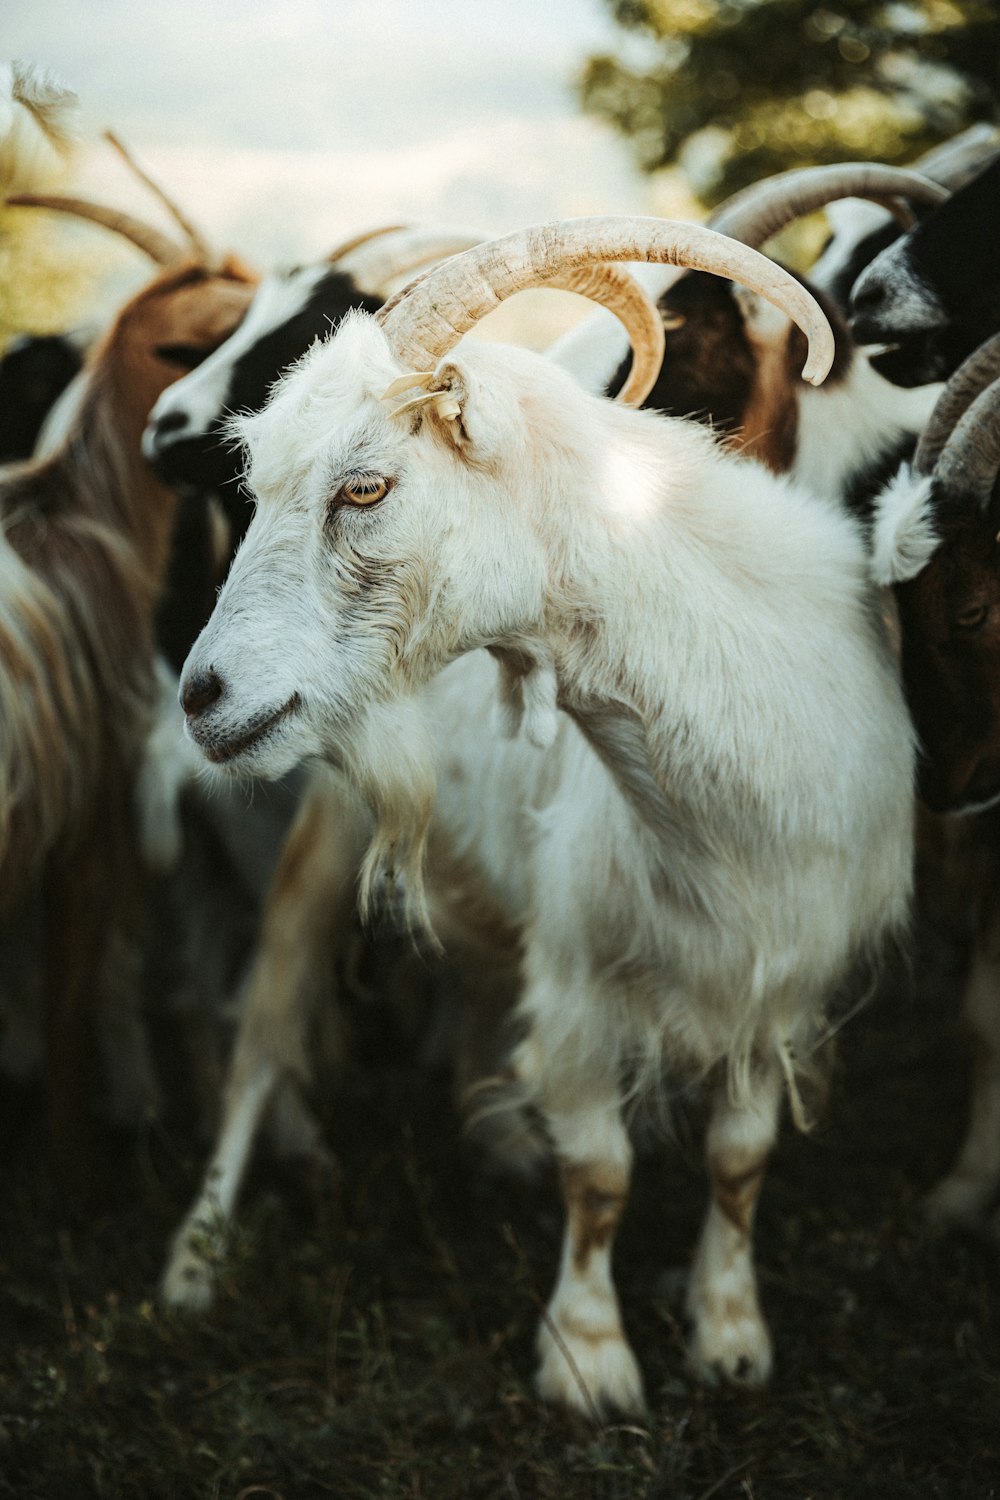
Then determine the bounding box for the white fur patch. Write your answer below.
[870,467,939,584]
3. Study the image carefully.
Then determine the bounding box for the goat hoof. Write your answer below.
[534,1319,646,1419]
[687,1312,773,1388]
[159,1225,224,1312]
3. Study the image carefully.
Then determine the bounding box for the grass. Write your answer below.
[0,922,998,1500]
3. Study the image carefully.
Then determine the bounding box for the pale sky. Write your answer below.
[6,0,663,266]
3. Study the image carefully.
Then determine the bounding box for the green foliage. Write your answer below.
[0,207,109,350]
[581,0,1000,203]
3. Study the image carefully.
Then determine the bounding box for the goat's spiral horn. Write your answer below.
[378,215,836,392]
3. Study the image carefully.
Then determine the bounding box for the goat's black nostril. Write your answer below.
[182,667,224,717]
[850,280,884,315]
[154,409,190,439]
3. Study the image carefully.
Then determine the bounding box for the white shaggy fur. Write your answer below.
[178,311,915,1414]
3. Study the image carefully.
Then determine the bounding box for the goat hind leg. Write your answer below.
[686,1062,782,1387]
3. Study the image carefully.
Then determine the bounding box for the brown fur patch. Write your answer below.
[561,1160,628,1273]
[712,1165,765,1237]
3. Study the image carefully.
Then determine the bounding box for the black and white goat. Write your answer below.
[549,163,948,509]
[174,218,914,1416]
[850,155,1000,386]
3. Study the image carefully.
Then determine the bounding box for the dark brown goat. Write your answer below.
[871,338,1000,1228]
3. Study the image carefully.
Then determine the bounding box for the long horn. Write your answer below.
[914,124,1000,191]
[5,190,186,264]
[914,333,1000,476]
[337,226,484,293]
[378,216,836,388]
[708,164,949,248]
[325,223,409,263]
[931,377,1000,509]
[534,264,665,407]
[103,129,212,260]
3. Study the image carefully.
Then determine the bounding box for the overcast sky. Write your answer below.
[7,0,656,264]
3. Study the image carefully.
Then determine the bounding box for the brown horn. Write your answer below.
[932,377,1000,509]
[5,191,186,264]
[914,333,1000,477]
[708,164,949,248]
[378,215,835,388]
[103,130,213,261]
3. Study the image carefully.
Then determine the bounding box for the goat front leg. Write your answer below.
[686,1061,782,1386]
[160,769,364,1311]
[531,1084,644,1418]
[924,916,1000,1229]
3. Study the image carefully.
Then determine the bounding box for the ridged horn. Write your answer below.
[708,164,949,248]
[914,333,1000,477]
[378,216,836,388]
[5,191,186,264]
[931,377,1000,509]
[102,130,212,261]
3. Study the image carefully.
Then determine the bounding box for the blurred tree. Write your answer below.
[580,0,1000,204]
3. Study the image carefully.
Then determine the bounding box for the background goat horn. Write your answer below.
[5,191,186,265]
[102,130,213,261]
[930,376,1000,510]
[378,215,836,387]
[708,163,949,248]
[914,333,1000,478]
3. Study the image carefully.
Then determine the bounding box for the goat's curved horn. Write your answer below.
[930,376,1000,509]
[5,191,186,264]
[708,164,949,248]
[914,333,1000,477]
[337,226,485,294]
[325,224,409,263]
[378,215,836,388]
[914,124,1000,191]
[534,264,665,406]
[103,130,213,261]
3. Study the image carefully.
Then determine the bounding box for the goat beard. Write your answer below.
[334,694,438,942]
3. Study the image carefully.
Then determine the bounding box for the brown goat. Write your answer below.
[0,197,257,1186]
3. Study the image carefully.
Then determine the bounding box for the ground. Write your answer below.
[0,918,997,1500]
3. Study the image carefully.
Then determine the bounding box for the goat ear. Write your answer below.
[423,361,472,451]
[870,467,939,584]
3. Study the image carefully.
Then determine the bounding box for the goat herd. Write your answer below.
[2,71,1000,1422]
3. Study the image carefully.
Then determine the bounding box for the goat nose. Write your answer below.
[154,408,190,441]
[850,279,884,316]
[181,667,224,717]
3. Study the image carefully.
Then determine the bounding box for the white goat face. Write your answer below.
[179,311,548,779]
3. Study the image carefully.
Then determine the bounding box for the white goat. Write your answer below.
[176,218,915,1417]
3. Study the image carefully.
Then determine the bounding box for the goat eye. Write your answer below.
[955,602,989,631]
[339,475,391,507]
[155,342,209,371]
